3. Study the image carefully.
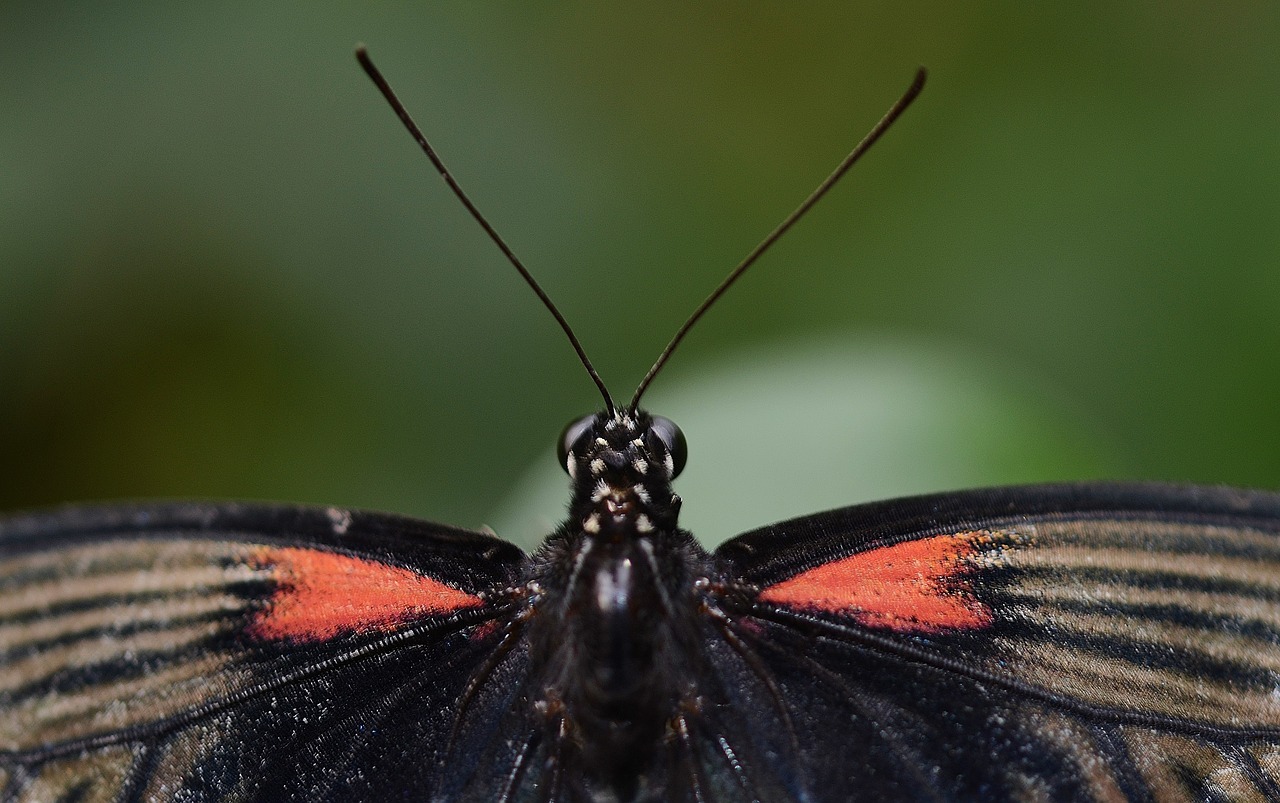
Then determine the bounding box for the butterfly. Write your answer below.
[3,47,1280,803]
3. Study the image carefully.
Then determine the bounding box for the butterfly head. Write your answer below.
[557,409,687,536]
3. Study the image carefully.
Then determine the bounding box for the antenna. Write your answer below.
[630,68,927,410]
[356,45,616,413]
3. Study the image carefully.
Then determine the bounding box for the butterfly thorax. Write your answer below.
[526,410,711,798]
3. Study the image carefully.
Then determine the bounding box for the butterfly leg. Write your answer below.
[705,596,802,762]
[495,730,542,803]
[441,592,530,761]
[670,709,709,803]
[541,711,570,803]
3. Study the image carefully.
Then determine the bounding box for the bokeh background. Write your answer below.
[2,5,1277,549]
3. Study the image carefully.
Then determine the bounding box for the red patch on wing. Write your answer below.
[759,532,997,634]
[248,547,483,642]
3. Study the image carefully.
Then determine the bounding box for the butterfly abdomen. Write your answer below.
[521,524,710,799]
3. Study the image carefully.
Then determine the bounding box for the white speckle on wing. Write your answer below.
[326,507,352,535]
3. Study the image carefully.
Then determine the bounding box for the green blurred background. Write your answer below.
[2,4,1277,549]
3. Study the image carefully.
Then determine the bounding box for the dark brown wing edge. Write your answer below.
[0,500,526,590]
[716,481,1280,584]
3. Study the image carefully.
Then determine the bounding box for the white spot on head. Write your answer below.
[636,514,653,533]
[635,486,651,504]
[584,514,601,534]
[567,455,577,479]
[633,458,648,474]
[590,458,606,475]
[605,418,617,431]
[663,453,674,473]
[595,437,608,447]
[591,480,609,502]
[632,438,644,448]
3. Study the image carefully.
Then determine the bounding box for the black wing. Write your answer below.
[0,502,527,802]
[705,482,1280,801]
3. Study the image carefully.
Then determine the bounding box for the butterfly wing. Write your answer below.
[710,482,1280,801]
[0,502,527,802]
[13,486,1279,801]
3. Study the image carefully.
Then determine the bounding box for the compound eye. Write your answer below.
[647,415,688,478]
[557,414,597,474]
